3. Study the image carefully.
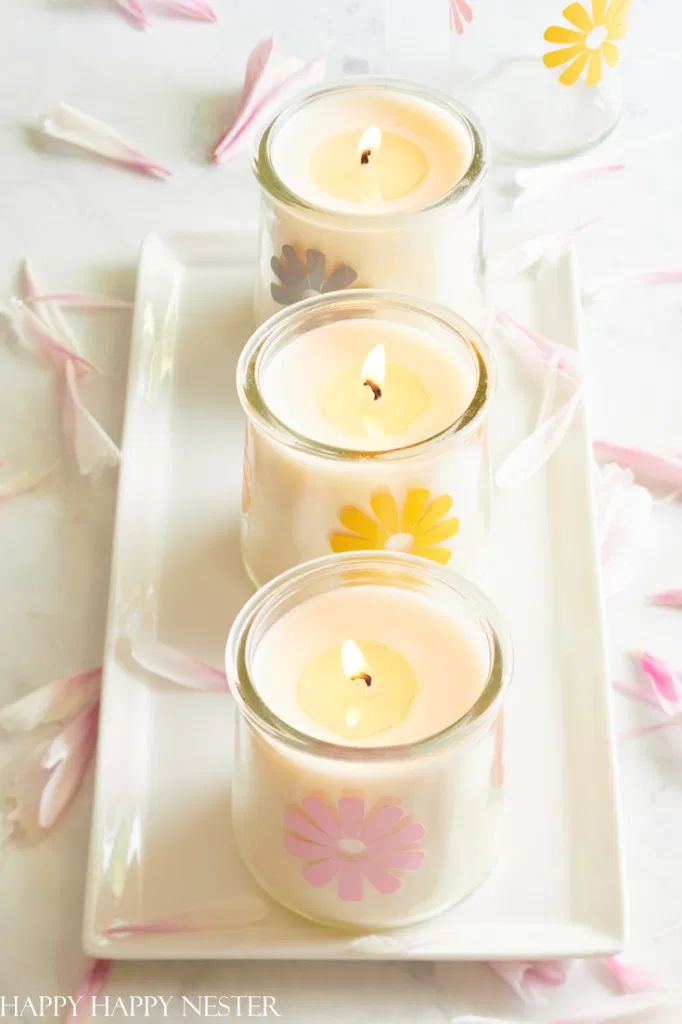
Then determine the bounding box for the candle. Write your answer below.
[238,291,494,586]
[228,552,511,930]
[253,80,487,326]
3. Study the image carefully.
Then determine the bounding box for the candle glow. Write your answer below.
[361,344,386,401]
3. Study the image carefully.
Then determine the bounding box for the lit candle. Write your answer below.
[254,80,487,326]
[238,291,494,586]
[228,552,511,930]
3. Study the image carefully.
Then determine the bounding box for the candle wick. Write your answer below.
[351,671,372,688]
[360,148,371,166]
[363,379,382,401]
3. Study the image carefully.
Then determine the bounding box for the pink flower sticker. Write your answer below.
[283,796,425,902]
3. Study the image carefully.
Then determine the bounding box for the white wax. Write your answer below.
[259,317,476,452]
[251,585,490,747]
[271,88,473,215]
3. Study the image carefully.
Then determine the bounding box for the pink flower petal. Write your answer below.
[635,651,682,715]
[130,637,228,692]
[496,383,583,489]
[300,795,341,839]
[360,802,405,842]
[63,361,120,477]
[3,298,96,374]
[27,293,132,312]
[111,0,150,27]
[302,857,339,888]
[450,0,472,34]
[585,268,682,303]
[515,161,625,194]
[488,960,569,1004]
[283,833,333,861]
[492,221,601,278]
[337,860,365,901]
[495,309,580,379]
[212,36,325,163]
[596,463,655,597]
[593,441,682,495]
[649,589,682,608]
[282,806,334,845]
[153,0,217,20]
[64,960,111,1024]
[337,796,365,838]
[361,860,402,895]
[41,103,171,178]
[21,258,84,358]
[601,956,660,994]
[0,462,56,502]
[378,847,424,870]
[0,668,101,731]
[4,701,99,836]
[38,701,99,828]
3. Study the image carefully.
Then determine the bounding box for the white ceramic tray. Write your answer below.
[83,232,625,960]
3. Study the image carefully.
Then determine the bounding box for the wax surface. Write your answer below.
[259,318,476,452]
[310,129,428,203]
[251,585,490,747]
[271,89,473,215]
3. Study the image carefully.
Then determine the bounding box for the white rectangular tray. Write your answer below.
[83,232,625,960]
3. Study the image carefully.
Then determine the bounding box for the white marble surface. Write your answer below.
[1,1,681,1021]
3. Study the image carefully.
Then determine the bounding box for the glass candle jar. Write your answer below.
[253,79,487,328]
[237,290,494,588]
[449,0,632,159]
[227,551,512,931]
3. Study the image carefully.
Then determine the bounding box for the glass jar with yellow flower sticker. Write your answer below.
[237,290,494,587]
[449,0,633,159]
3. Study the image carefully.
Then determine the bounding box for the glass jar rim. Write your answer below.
[226,552,512,763]
[237,289,494,461]
[253,77,488,224]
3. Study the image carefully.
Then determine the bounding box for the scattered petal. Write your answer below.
[635,651,682,716]
[111,0,150,27]
[64,960,111,1024]
[601,956,660,995]
[153,0,217,19]
[515,161,625,194]
[27,293,132,312]
[496,383,583,489]
[595,463,656,596]
[21,258,83,357]
[105,899,268,936]
[488,960,570,1004]
[5,701,99,837]
[593,442,682,496]
[63,361,121,477]
[649,589,682,608]
[40,103,171,178]
[39,701,100,828]
[212,36,325,162]
[491,220,600,278]
[495,309,581,380]
[584,268,682,303]
[131,638,229,692]
[2,298,96,374]
[0,668,101,732]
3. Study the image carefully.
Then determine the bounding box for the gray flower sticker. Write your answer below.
[270,246,358,305]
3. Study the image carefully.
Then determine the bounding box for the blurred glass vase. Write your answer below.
[449,0,633,160]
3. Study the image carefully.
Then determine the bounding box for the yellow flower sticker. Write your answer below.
[329,488,459,566]
[543,0,632,87]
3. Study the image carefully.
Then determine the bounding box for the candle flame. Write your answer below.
[361,344,386,400]
[341,639,372,686]
[358,125,382,165]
